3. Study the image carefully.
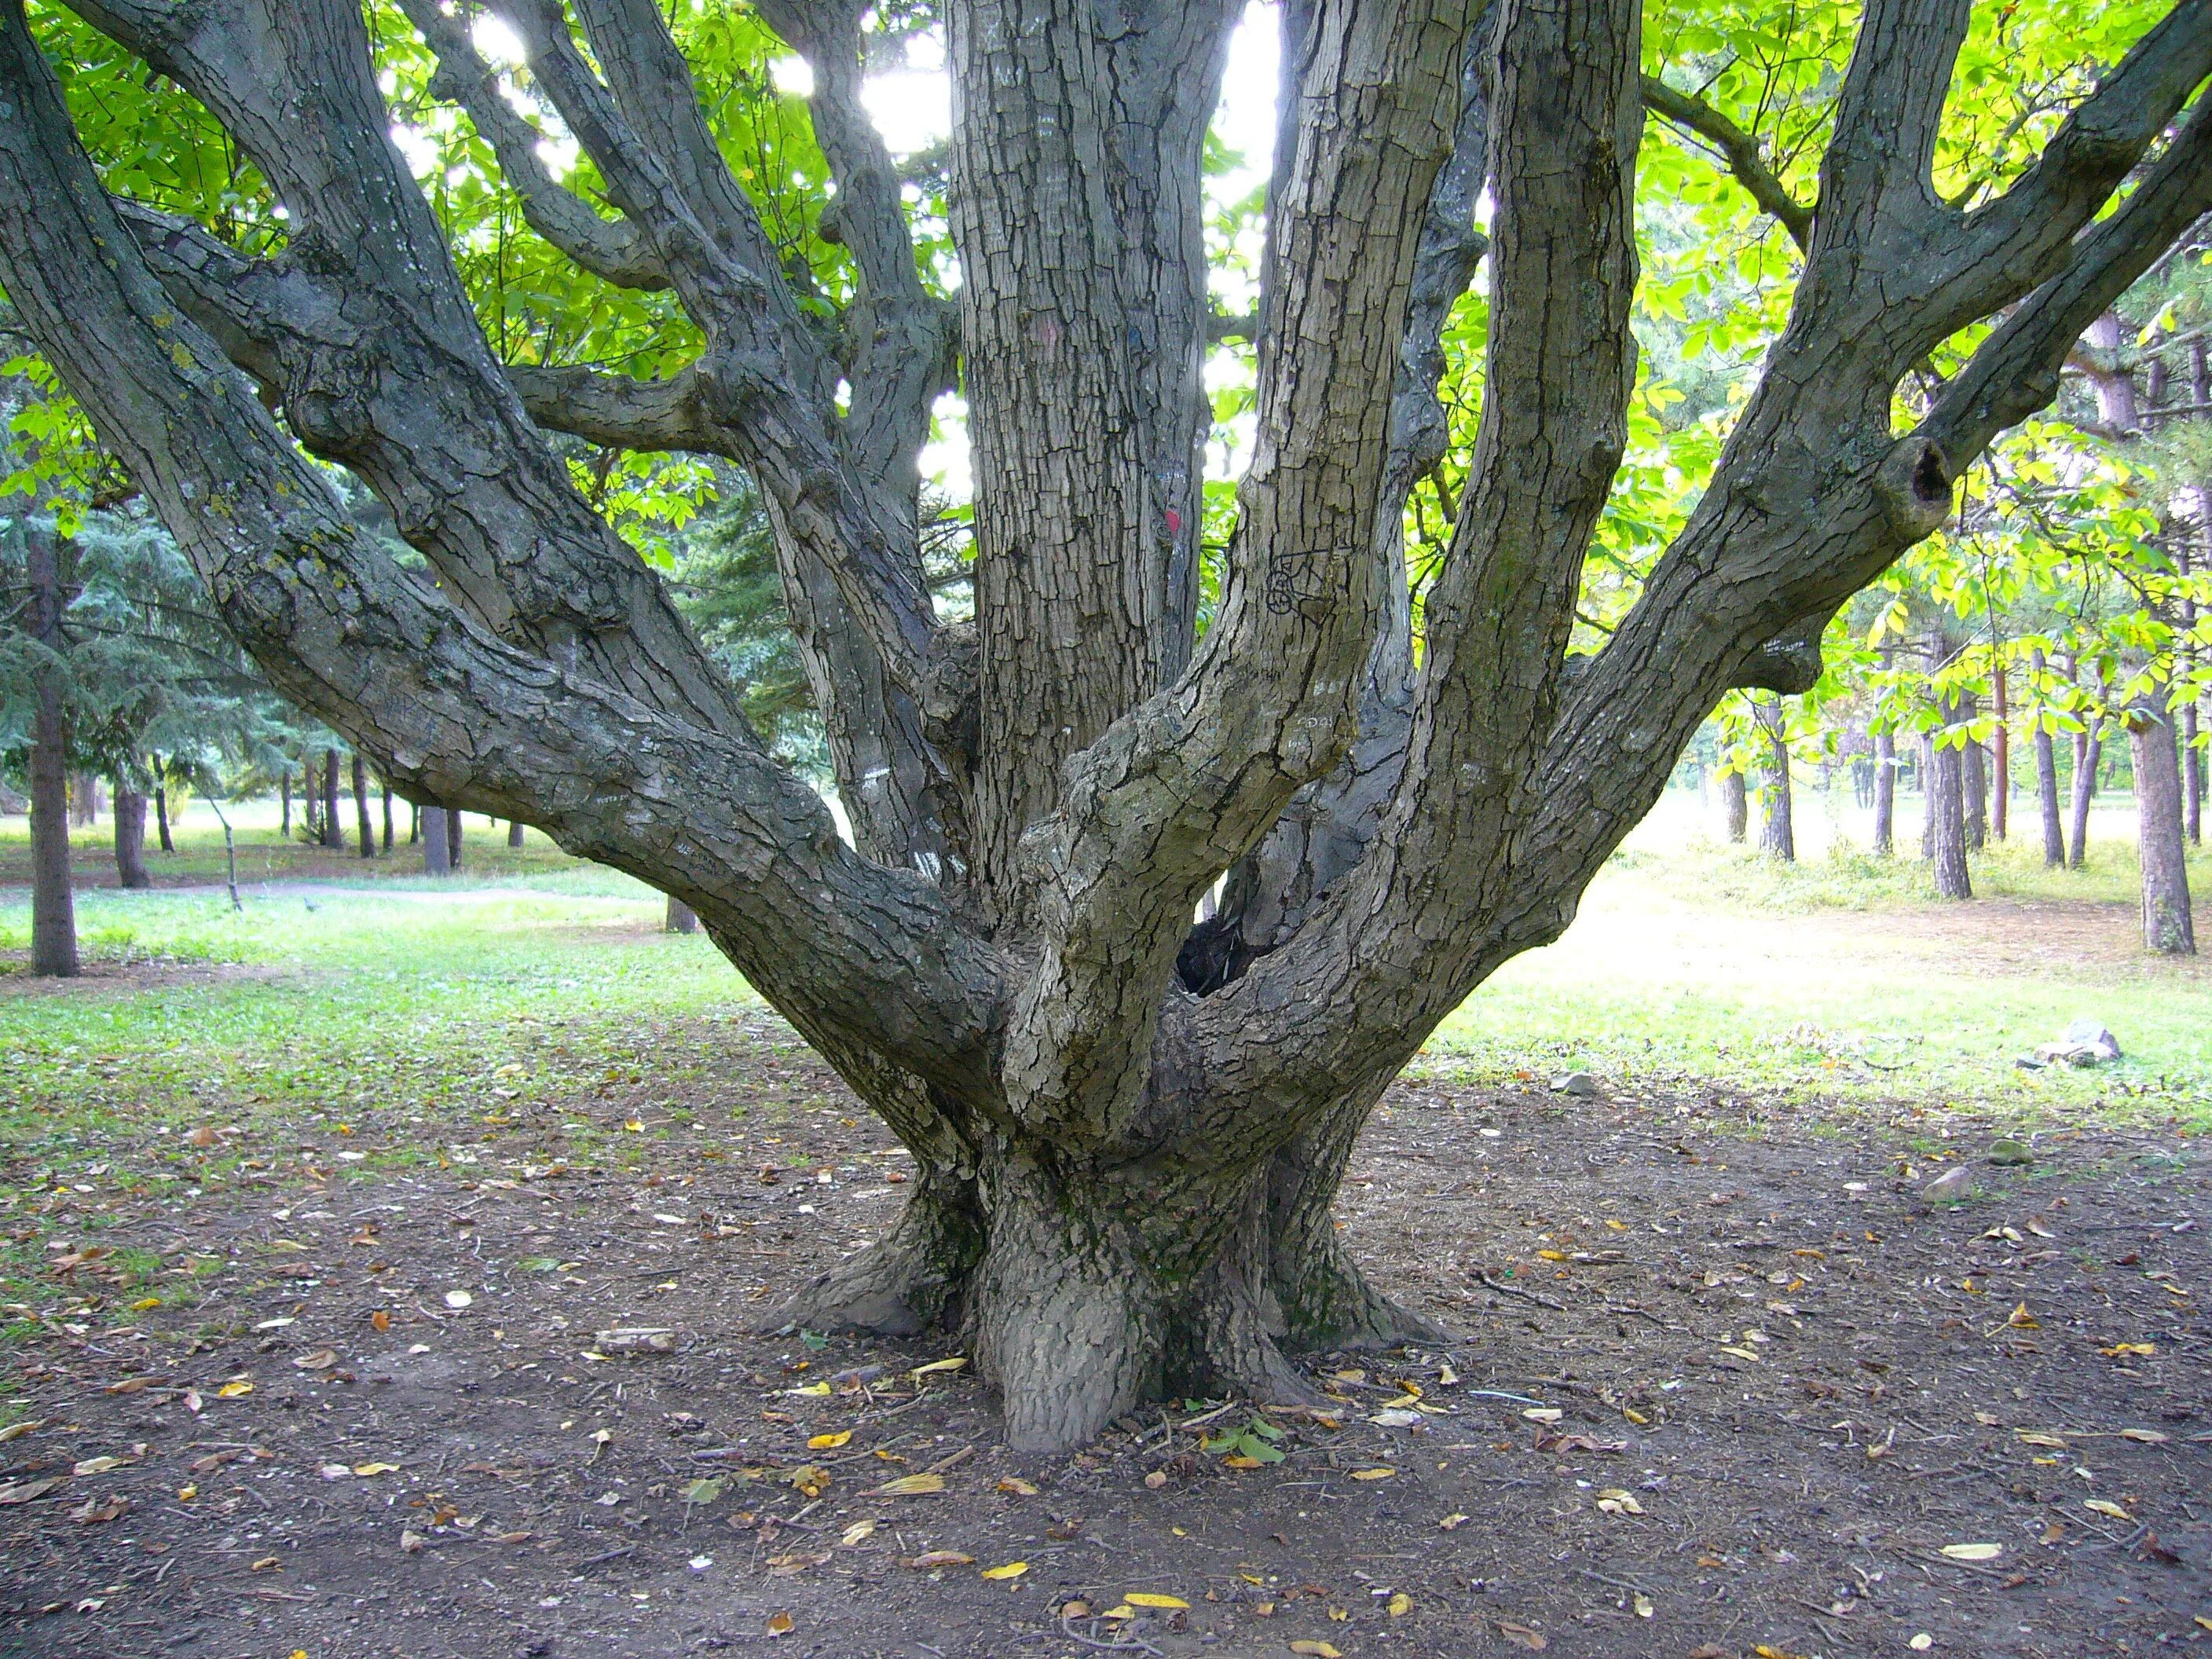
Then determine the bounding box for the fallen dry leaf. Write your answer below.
[1388,1591,1412,1616]
[217,1382,253,1399]
[1288,1643,1343,1658]
[1595,1488,1645,1515]
[399,1530,425,1555]
[870,1473,947,1496]
[2084,1500,2132,1520]
[294,1350,338,1371]
[1438,1512,1470,1530]
[0,1422,40,1444]
[980,1561,1028,1580]
[2007,1302,2040,1329]
[1496,1621,1547,1651]
[901,1551,975,1569]
[840,1520,876,1547]
[1348,1467,1395,1481]
[806,1430,852,1451]
[1940,1543,2002,1562]
[765,1611,794,1636]
[1124,1592,1188,1609]
[370,1310,390,1333]
[998,1476,1040,1495]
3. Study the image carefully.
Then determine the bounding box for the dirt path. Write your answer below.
[5,1039,2208,1658]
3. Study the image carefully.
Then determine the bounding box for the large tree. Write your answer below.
[0,0,2207,1449]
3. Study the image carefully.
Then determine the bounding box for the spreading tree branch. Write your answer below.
[0,0,1005,1107]
[1639,73,1813,251]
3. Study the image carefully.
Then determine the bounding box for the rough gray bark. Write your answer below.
[5,0,2209,1450]
[1990,665,2009,841]
[1925,639,1972,898]
[2128,695,2196,954]
[665,897,700,935]
[320,748,343,849]
[446,807,464,871]
[508,819,526,850]
[27,525,77,977]
[113,779,151,888]
[1872,645,1897,853]
[1961,692,1987,851]
[381,782,394,853]
[154,764,173,852]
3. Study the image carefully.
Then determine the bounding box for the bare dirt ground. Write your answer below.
[4,1020,2208,1659]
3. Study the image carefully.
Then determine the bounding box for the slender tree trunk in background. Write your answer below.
[1872,723,1896,853]
[407,802,419,845]
[279,770,291,838]
[1721,770,1747,843]
[152,757,173,853]
[2033,672,2065,867]
[446,807,464,870]
[352,755,373,857]
[71,770,97,826]
[2068,729,2100,870]
[1926,635,1971,898]
[320,748,343,848]
[112,778,151,889]
[300,761,317,841]
[422,802,451,876]
[665,897,701,934]
[507,819,525,849]
[27,527,78,977]
[1962,681,1988,849]
[2185,701,2203,845]
[1756,698,1794,860]
[2128,697,2196,954]
[381,784,394,853]
[1990,664,2009,841]
[1920,729,1937,860]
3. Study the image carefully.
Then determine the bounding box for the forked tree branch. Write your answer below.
[394,0,670,291]
[1639,74,1813,251]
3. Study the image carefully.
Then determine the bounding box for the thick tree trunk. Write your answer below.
[446,806,463,870]
[27,528,77,978]
[1756,698,1794,860]
[2067,729,2100,870]
[113,779,151,889]
[381,783,394,853]
[422,802,452,876]
[320,747,344,848]
[1721,768,1748,843]
[665,896,700,934]
[2128,697,2196,954]
[353,755,374,857]
[279,771,291,838]
[508,819,526,849]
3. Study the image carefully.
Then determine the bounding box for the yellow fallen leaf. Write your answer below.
[2007,1302,2040,1329]
[1124,1592,1187,1609]
[1388,1591,1412,1617]
[176,1485,196,1501]
[353,1463,401,1477]
[1939,1543,2002,1562]
[1101,1605,1137,1620]
[764,1610,793,1635]
[2196,1617,2212,1635]
[2016,1432,2067,1448]
[1224,1454,1264,1470]
[1536,1250,1568,1262]
[902,1550,974,1569]
[2098,1342,2156,1357]
[0,1423,38,1444]
[1633,1594,1654,1618]
[980,1560,1028,1580]
[909,1357,969,1379]
[2119,1428,2169,1443]
[1718,1346,1763,1363]
[218,1382,253,1398]
[998,1476,1040,1495]
[1622,1407,1650,1426]
[624,1120,644,1133]
[2084,1500,2131,1520]
[786,1382,831,1397]
[806,1431,851,1450]
[1595,1488,1646,1515]
[1438,1512,1470,1529]
[1521,1408,1562,1423]
[840,1520,876,1547]
[130,1298,161,1312]
[1755,1647,1810,1659]
[1288,1643,1342,1658]
[370,1310,390,1333]
[71,1457,125,1476]
[870,1473,946,1496]
[1349,1467,1395,1481]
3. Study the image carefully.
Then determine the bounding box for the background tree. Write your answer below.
[2,0,2209,1448]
